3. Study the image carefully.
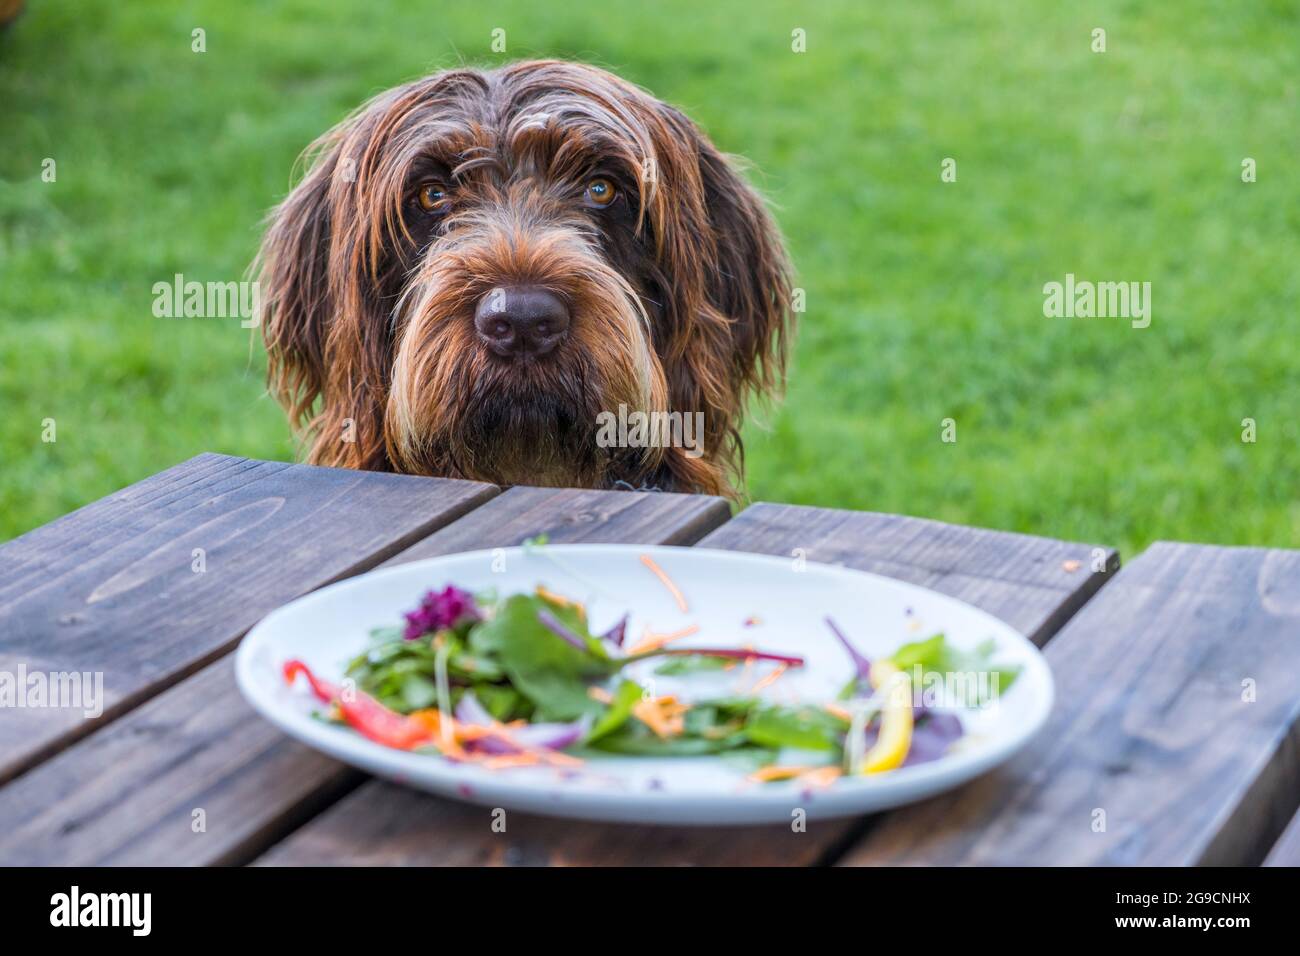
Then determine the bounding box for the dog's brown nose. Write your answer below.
[474,287,570,358]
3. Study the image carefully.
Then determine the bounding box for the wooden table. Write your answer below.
[1,453,1296,866]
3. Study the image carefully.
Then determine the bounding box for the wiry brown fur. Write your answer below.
[256,60,793,496]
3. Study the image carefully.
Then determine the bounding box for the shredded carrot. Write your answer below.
[626,623,699,656]
[408,708,584,768]
[640,554,688,612]
[536,585,586,621]
[748,765,817,782]
[747,662,789,694]
[348,697,587,775]
[475,745,583,770]
[799,766,843,788]
[587,686,613,704]
[460,718,525,746]
[465,723,587,764]
[409,709,467,759]
[409,709,442,732]
[478,747,586,770]
[633,694,688,738]
[748,764,843,785]
[480,753,543,770]
[823,703,853,722]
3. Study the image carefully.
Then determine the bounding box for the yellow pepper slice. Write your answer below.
[860,660,913,773]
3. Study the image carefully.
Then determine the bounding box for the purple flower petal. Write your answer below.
[402,585,480,640]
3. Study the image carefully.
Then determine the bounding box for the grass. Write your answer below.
[2,0,1297,559]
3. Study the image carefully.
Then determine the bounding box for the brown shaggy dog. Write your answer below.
[256,60,793,496]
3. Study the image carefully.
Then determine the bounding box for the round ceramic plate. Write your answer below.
[235,544,1053,825]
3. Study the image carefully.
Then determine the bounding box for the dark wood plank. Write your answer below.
[379,484,731,563]
[1264,807,1300,866]
[0,485,729,865]
[0,656,354,866]
[842,542,1300,866]
[256,502,1115,867]
[0,453,496,784]
[258,783,827,867]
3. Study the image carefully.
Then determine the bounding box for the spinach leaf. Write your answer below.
[475,683,528,722]
[469,594,614,720]
[399,673,438,711]
[588,725,750,756]
[744,704,846,752]
[654,655,732,676]
[694,696,760,718]
[449,650,503,682]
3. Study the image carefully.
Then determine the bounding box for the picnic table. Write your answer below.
[0,452,1296,867]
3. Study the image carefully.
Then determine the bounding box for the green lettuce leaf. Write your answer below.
[888,633,1021,704]
[585,680,643,743]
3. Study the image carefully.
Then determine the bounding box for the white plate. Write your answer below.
[235,545,1053,825]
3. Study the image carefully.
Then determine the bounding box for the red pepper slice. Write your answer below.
[283,659,435,751]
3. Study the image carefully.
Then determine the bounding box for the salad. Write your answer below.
[283,553,1019,786]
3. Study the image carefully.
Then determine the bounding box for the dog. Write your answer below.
[256,60,793,496]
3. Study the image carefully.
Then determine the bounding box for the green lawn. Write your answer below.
[2,0,1297,558]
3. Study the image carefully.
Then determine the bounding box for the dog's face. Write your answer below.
[258,60,791,495]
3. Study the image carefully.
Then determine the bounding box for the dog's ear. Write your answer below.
[257,134,337,437]
[694,140,794,401]
[640,104,794,492]
[256,113,394,470]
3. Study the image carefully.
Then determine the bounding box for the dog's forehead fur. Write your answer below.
[356,62,663,213]
[258,59,793,497]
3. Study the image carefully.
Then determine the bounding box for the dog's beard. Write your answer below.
[454,355,602,486]
[384,228,667,487]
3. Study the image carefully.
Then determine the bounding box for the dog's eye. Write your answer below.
[416,182,452,214]
[584,177,616,208]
